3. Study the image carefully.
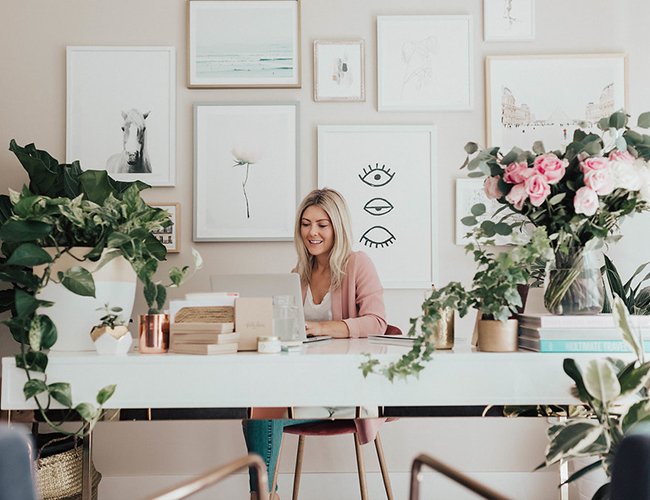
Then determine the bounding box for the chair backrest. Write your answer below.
[610,431,650,500]
[0,427,38,500]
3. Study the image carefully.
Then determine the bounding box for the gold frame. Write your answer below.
[150,202,180,253]
[313,39,365,102]
[187,0,301,89]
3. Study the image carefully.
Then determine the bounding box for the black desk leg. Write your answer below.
[82,431,92,500]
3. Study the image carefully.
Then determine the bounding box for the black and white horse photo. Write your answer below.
[106,109,152,174]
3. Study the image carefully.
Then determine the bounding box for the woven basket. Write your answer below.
[34,436,101,500]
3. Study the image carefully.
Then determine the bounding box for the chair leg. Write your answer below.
[374,433,394,500]
[271,434,285,495]
[292,435,306,500]
[354,433,369,500]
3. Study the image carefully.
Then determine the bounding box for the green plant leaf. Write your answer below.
[471,203,486,217]
[97,384,116,405]
[23,379,48,399]
[532,141,545,155]
[58,266,96,297]
[638,112,650,129]
[616,136,628,152]
[618,362,650,398]
[37,315,57,350]
[9,140,62,197]
[612,295,642,359]
[583,358,621,404]
[464,142,479,154]
[461,216,477,226]
[563,359,591,402]
[5,243,53,267]
[48,382,73,408]
[15,351,48,373]
[15,289,41,317]
[545,420,603,465]
[74,402,99,422]
[0,219,52,242]
[621,399,650,435]
[609,111,627,129]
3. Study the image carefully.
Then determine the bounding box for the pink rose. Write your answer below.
[505,183,528,210]
[503,162,533,184]
[533,154,568,184]
[524,173,551,207]
[484,176,502,200]
[580,157,609,173]
[609,150,635,163]
[584,169,614,195]
[574,186,599,216]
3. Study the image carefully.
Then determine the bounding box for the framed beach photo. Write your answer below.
[66,46,176,186]
[193,102,299,242]
[484,0,535,42]
[486,54,628,151]
[318,125,438,289]
[313,40,365,102]
[187,0,301,88]
[150,203,180,253]
[377,15,473,111]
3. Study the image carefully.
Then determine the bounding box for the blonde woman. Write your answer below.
[244,188,387,499]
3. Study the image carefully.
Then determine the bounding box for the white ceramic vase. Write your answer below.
[34,248,137,352]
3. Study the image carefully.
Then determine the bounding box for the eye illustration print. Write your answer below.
[360,226,396,248]
[363,197,394,216]
[359,163,395,187]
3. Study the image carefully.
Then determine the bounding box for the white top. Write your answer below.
[304,285,333,322]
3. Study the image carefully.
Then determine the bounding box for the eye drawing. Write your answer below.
[359,226,396,248]
[363,198,394,216]
[359,163,395,187]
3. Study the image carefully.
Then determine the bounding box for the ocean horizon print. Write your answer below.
[197,42,294,80]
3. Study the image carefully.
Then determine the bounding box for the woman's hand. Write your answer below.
[305,321,350,338]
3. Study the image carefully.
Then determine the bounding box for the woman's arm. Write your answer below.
[305,320,349,338]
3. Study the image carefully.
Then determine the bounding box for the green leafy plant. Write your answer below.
[0,141,176,435]
[602,255,650,315]
[95,303,127,329]
[540,296,650,500]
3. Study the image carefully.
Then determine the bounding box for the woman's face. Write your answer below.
[300,205,334,259]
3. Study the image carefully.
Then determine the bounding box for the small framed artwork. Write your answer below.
[318,125,438,289]
[313,40,365,102]
[486,54,628,151]
[484,0,535,42]
[377,15,473,111]
[187,0,301,88]
[150,203,180,253]
[194,102,299,242]
[66,46,176,186]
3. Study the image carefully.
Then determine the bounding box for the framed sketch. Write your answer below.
[150,203,180,253]
[484,0,535,42]
[187,0,301,88]
[313,39,365,102]
[318,125,437,289]
[487,54,628,151]
[194,102,299,242]
[66,46,176,187]
[377,15,473,111]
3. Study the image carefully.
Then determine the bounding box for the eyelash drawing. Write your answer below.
[359,226,396,248]
[359,163,395,187]
[363,197,394,216]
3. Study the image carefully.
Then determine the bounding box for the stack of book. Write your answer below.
[515,313,650,353]
[171,322,239,355]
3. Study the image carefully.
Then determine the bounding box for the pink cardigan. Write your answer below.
[300,251,388,444]
[300,251,388,338]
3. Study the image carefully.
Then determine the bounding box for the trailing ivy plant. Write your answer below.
[0,141,188,435]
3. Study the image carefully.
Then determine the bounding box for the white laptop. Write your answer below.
[209,273,331,343]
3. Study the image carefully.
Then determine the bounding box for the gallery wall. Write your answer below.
[2,1,650,499]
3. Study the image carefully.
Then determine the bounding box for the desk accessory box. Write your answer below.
[235,297,273,351]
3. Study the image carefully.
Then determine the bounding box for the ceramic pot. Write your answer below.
[33,248,137,352]
[477,319,518,352]
[139,314,170,354]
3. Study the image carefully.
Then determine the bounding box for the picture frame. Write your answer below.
[187,0,301,88]
[486,54,628,151]
[313,39,365,102]
[318,125,438,289]
[66,46,176,187]
[377,15,473,112]
[193,102,299,242]
[150,203,180,253]
[484,0,535,42]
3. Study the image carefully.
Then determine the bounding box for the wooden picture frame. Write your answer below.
[187,0,301,88]
[313,39,365,102]
[150,203,180,253]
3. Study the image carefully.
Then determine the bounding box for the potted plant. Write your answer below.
[0,140,190,434]
[90,303,132,355]
[601,255,650,315]
[540,296,650,500]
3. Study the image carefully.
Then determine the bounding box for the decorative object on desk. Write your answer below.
[273,294,300,341]
[602,255,650,315]
[90,303,133,355]
[149,202,180,253]
[235,297,274,351]
[313,39,365,102]
[139,313,170,354]
[429,305,455,349]
[462,110,650,315]
[541,296,650,500]
[476,317,519,352]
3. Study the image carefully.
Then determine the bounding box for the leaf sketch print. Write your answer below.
[360,226,396,248]
[359,163,395,187]
[401,36,438,98]
[232,147,263,218]
[502,0,517,25]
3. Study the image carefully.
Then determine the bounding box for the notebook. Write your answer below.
[210,273,330,343]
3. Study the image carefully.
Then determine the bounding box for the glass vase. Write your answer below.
[543,247,604,315]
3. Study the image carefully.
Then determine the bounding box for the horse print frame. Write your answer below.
[150,203,180,253]
[193,102,299,242]
[187,0,301,89]
[66,46,176,186]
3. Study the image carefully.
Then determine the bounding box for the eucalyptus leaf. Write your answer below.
[638,112,650,129]
[471,203,487,217]
[532,141,545,155]
[461,216,477,226]
[464,142,479,154]
[609,111,628,129]
[616,136,628,152]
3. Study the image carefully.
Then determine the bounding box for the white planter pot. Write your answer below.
[34,248,137,352]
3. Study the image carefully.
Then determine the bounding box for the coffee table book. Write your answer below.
[170,322,235,334]
[172,332,239,345]
[171,342,238,355]
[514,313,650,329]
[519,337,650,353]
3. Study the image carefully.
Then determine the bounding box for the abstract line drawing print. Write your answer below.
[359,163,395,187]
[359,226,396,248]
[363,198,394,216]
[401,36,438,98]
[331,52,353,86]
[502,0,518,26]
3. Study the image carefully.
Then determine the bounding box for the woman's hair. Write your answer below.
[294,188,353,290]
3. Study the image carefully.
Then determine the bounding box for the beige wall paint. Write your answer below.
[2,0,650,498]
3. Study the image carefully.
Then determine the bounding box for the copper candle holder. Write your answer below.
[138,314,170,354]
[430,307,455,350]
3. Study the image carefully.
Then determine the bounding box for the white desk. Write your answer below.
[2,339,617,411]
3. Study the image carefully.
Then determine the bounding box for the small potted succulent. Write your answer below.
[90,303,132,355]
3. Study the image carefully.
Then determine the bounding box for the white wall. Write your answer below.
[2,0,650,498]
